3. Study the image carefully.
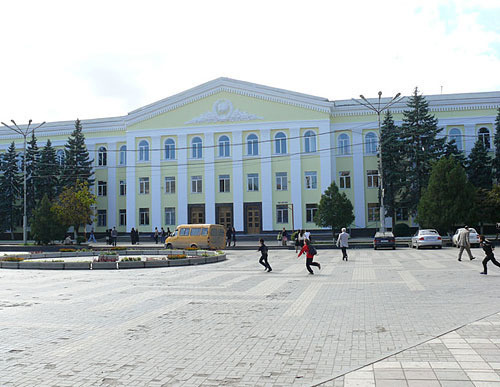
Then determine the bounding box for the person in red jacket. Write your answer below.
[298,239,321,274]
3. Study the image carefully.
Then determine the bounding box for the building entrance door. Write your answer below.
[190,206,205,224]
[217,206,232,231]
[246,206,261,234]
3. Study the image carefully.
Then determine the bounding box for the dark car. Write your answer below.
[373,231,396,250]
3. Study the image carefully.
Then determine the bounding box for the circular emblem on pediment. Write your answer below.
[213,99,233,120]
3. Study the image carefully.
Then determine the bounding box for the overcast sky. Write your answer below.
[1,0,499,124]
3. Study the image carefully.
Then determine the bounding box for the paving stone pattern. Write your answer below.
[0,248,500,386]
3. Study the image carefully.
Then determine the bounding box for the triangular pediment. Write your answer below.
[125,78,332,128]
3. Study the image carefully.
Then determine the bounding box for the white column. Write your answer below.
[177,134,188,224]
[261,129,273,231]
[107,142,117,228]
[205,132,215,224]
[125,135,136,232]
[352,130,366,228]
[290,127,302,230]
[319,122,333,193]
[151,135,162,231]
[232,131,244,231]
[464,124,475,155]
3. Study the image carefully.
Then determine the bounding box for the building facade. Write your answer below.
[1,78,499,234]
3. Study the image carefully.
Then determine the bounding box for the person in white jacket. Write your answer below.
[336,228,350,261]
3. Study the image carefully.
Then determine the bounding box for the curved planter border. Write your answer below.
[0,250,226,270]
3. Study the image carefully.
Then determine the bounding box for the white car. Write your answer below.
[411,229,443,249]
[452,228,479,248]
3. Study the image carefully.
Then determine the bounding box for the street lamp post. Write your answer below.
[351,92,403,232]
[1,120,46,244]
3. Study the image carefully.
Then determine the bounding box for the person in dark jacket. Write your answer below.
[226,227,232,247]
[130,228,136,245]
[479,235,500,275]
[258,238,272,272]
[298,239,321,274]
[231,226,236,246]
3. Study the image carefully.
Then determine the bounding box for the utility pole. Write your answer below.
[1,120,46,244]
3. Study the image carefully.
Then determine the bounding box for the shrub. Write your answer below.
[59,248,76,252]
[111,246,126,250]
[76,236,86,244]
[121,257,141,261]
[2,256,25,262]
[393,223,412,237]
[167,254,187,259]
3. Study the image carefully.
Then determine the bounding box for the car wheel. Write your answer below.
[166,243,172,249]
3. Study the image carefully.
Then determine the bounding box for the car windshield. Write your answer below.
[420,230,438,235]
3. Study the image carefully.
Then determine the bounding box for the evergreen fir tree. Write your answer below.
[442,139,467,168]
[61,119,94,187]
[38,139,61,201]
[399,87,445,213]
[380,111,405,223]
[25,133,40,221]
[30,194,67,244]
[467,138,493,189]
[0,142,22,238]
[314,181,355,237]
[493,107,500,183]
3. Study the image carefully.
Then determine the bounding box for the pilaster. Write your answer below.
[107,142,117,228]
[261,129,273,231]
[205,132,215,224]
[177,134,188,224]
[352,131,366,228]
[151,135,161,230]
[232,131,243,231]
[125,135,136,231]
[290,127,302,230]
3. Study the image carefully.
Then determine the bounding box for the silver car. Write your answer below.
[452,228,479,248]
[411,229,443,249]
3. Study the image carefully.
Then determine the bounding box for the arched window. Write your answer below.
[478,127,491,148]
[218,135,230,157]
[192,137,202,159]
[247,134,258,156]
[365,132,378,154]
[98,146,107,166]
[275,132,287,154]
[338,134,350,155]
[138,140,150,162]
[119,145,127,166]
[448,128,463,150]
[164,138,175,160]
[304,130,317,153]
[56,149,65,166]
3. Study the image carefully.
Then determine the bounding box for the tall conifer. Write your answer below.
[38,139,61,201]
[467,138,493,189]
[493,107,500,183]
[25,133,40,221]
[61,119,94,187]
[0,142,22,238]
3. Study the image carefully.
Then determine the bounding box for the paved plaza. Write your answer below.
[1,247,500,386]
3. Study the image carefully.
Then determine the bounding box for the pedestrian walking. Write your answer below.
[130,228,136,245]
[281,227,288,246]
[232,226,236,246]
[277,230,282,246]
[304,230,311,242]
[479,235,500,275]
[166,227,172,237]
[298,239,321,275]
[106,229,111,245]
[292,230,300,253]
[457,226,476,261]
[87,228,97,243]
[337,227,350,261]
[298,230,305,248]
[226,226,232,247]
[161,227,166,243]
[154,227,159,244]
[258,238,272,272]
[111,227,118,247]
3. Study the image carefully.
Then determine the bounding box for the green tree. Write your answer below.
[380,110,405,223]
[442,139,467,168]
[0,142,22,239]
[61,119,94,188]
[493,108,500,183]
[467,138,492,189]
[38,140,61,201]
[417,157,475,234]
[314,181,355,237]
[25,133,40,221]
[52,180,96,239]
[399,88,445,213]
[30,195,67,244]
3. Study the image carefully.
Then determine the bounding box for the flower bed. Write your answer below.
[167,254,187,259]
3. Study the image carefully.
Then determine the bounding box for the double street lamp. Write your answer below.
[352,92,403,232]
[1,119,46,245]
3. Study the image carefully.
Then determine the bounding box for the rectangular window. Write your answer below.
[247,173,259,191]
[165,207,176,225]
[396,208,409,221]
[276,172,288,191]
[165,176,176,194]
[97,210,107,227]
[367,203,380,222]
[367,170,380,188]
[339,171,351,189]
[305,171,317,189]
[139,208,150,225]
[276,205,289,223]
[139,177,150,194]
[191,176,202,193]
[97,181,107,197]
[119,209,126,226]
[219,174,230,193]
[306,204,318,223]
[119,180,126,196]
